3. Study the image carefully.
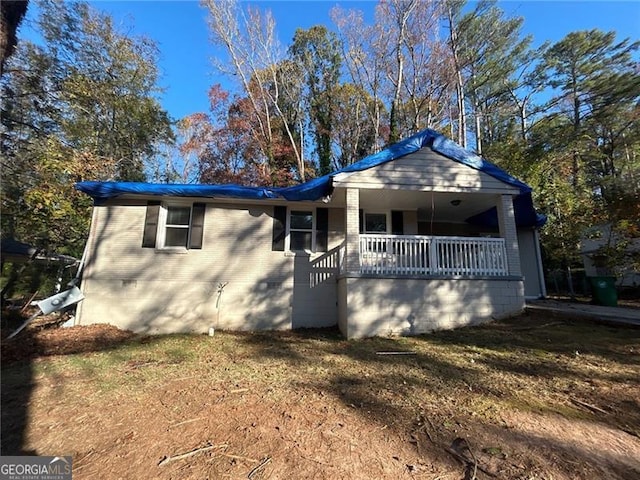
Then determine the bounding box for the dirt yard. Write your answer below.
[1,312,639,479]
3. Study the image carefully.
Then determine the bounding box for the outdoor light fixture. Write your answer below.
[450,199,461,206]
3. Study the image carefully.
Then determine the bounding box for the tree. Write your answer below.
[0,0,29,76]
[332,0,449,147]
[331,83,379,169]
[500,43,548,143]
[399,1,453,134]
[446,0,532,154]
[379,0,452,141]
[500,30,640,275]
[176,85,273,186]
[540,29,639,188]
[525,119,601,272]
[1,0,173,257]
[380,0,419,143]
[331,5,387,152]
[202,0,307,182]
[445,0,468,147]
[289,25,342,176]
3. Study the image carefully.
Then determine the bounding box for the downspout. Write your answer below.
[534,228,547,298]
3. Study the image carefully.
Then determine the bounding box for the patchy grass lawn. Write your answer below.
[1,313,639,479]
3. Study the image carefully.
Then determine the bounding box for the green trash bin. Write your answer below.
[588,276,618,307]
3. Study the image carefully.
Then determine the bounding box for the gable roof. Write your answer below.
[76,129,546,227]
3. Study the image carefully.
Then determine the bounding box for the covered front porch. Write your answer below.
[334,183,526,338]
[357,234,508,277]
[338,184,523,277]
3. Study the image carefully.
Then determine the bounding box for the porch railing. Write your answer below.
[358,234,508,276]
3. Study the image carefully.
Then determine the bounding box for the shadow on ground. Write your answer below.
[1,320,137,455]
[236,315,640,479]
[2,313,638,479]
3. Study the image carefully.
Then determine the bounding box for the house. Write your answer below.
[74,129,547,338]
[581,224,640,287]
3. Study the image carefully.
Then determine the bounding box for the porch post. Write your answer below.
[497,194,522,276]
[345,188,360,274]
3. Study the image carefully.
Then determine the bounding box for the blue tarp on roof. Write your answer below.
[76,129,546,227]
[75,181,282,203]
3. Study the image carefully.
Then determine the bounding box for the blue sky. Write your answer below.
[18,1,640,122]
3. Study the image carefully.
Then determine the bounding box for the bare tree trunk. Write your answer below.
[519,102,527,141]
[504,79,530,142]
[474,100,482,155]
[447,4,466,148]
[448,103,455,139]
[388,0,417,143]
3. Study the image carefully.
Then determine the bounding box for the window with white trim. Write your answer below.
[162,205,192,248]
[271,206,328,253]
[289,210,314,251]
[142,201,205,250]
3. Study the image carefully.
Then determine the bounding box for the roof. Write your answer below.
[76,129,546,227]
[1,237,38,258]
[1,238,78,265]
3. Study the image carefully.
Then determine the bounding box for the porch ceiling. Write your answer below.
[358,189,497,222]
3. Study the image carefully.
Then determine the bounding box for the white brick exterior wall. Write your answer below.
[338,276,525,339]
[77,201,342,334]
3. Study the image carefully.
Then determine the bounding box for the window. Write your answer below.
[289,210,314,251]
[364,212,388,233]
[271,207,329,253]
[142,201,205,250]
[359,211,404,234]
[164,205,192,247]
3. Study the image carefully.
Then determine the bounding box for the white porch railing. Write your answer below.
[358,234,508,276]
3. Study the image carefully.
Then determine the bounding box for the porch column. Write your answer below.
[497,194,522,276]
[345,188,360,273]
